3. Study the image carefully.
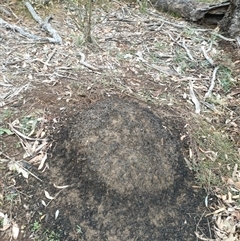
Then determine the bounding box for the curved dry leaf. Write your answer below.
[205,195,208,207]
[38,152,47,170]
[29,153,43,164]
[55,209,59,220]
[53,183,69,189]
[12,223,19,240]
[41,200,47,207]
[44,190,55,200]
[0,212,4,218]
[0,214,10,231]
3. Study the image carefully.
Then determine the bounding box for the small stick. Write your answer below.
[17,161,43,182]
[214,33,235,42]
[201,46,214,66]
[189,81,201,114]
[43,47,57,70]
[77,52,100,71]
[178,39,194,61]
[204,66,219,99]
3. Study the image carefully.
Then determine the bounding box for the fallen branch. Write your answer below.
[145,11,186,28]
[25,1,62,44]
[0,17,56,42]
[214,32,236,42]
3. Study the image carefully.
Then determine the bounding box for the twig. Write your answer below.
[17,162,43,182]
[178,39,194,61]
[189,81,201,114]
[43,46,57,70]
[214,33,235,42]
[145,11,186,28]
[45,189,65,207]
[195,232,215,241]
[4,83,30,100]
[136,51,175,76]
[201,46,214,66]
[25,2,62,44]
[167,32,180,42]
[147,22,164,31]
[200,101,220,114]
[204,66,219,99]
[77,52,100,71]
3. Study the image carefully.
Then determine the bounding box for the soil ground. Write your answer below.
[0,0,239,241]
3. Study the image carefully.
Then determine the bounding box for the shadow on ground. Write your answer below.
[21,96,210,241]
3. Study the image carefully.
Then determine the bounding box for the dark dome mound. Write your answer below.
[69,97,179,194]
[47,97,207,241]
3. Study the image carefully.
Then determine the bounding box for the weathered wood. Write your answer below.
[152,0,230,24]
[0,17,55,42]
[25,1,62,44]
[219,0,240,40]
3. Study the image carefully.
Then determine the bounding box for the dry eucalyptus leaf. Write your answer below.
[41,200,47,207]
[53,183,69,189]
[189,81,201,114]
[38,152,47,170]
[234,181,240,190]
[44,190,55,200]
[0,214,11,231]
[29,153,43,164]
[12,223,19,240]
[0,212,4,218]
[55,209,59,220]
[227,178,235,185]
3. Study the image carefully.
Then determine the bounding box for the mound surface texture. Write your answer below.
[70,97,179,194]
